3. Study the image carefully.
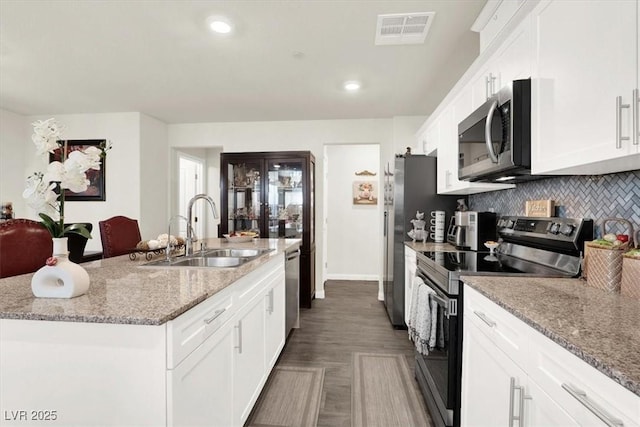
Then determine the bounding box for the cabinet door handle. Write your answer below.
[616,95,630,149]
[562,383,624,427]
[633,89,639,145]
[234,321,243,354]
[266,289,274,314]
[509,378,531,427]
[486,75,491,100]
[473,310,496,328]
[203,308,226,324]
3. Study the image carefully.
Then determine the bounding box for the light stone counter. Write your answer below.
[461,275,640,396]
[0,238,301,326]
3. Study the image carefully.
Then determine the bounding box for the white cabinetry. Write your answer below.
[471,13,533,111]
[462,284,640,427]
[403,246,417,326]
[168,322,235,426]
[462,319,530,426]
[531,0,640,175]
[0,254,287,427]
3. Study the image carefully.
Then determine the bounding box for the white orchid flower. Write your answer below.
[23,175,59,219]
[61,166,90,193]
[82,146,102,170]
[67,148,100,172]
[31,119,63,155]
[43,161,65,183]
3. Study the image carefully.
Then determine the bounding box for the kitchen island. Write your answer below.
[0,238,300,427]
[461,275,640,426]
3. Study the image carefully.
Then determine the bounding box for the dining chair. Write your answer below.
[0,219,52,278]
[99,216,141,258]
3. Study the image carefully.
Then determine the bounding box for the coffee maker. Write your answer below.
[447,211,497,251]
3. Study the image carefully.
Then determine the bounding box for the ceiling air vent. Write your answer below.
[375,12,435,45]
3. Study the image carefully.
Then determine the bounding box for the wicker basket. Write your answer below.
[584,218,634,293]
[621,229,640,299]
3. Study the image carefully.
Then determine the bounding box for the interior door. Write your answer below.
[178,154,204,238]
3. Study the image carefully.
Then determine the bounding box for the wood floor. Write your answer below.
[252,280,433,426]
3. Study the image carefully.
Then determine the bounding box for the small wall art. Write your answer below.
[353,181,378,205]
[49,139,107,201]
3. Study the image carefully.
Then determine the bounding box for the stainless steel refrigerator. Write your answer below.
[383,155,459,327]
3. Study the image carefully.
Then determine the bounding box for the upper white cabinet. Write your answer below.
[471,13,533,111]
[531,0,640,175]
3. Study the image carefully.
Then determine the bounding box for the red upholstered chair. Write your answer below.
[99,216,142,258]
[0,219,53,278]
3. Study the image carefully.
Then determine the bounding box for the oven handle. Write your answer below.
[415,269,457,317]
[484,99,500,163]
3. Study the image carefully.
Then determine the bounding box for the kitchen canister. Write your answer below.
[621,229,640,300]
[584,218,634,293]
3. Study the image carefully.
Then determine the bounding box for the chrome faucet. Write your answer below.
[186,194,219,256]
[167,214,188,262]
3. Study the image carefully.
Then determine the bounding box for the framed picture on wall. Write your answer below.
[353,181,378,205]
[49,139,107,201]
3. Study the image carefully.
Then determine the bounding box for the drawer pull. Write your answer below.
[234,321,243,354]
[474,310,496,328]
[562,383,624,427]
[203,308,226,324]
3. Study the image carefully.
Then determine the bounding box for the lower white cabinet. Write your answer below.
[404,246,417,326]
[0,254,286,427]
[462,284,640,427]
[168,321,235,426]
[233,291,268,425]
[462,319,528,426]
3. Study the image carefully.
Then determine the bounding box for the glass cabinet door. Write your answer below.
[267,159,304,239]
[226,160,262,235]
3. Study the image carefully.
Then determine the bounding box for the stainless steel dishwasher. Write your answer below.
[285,247,301,334]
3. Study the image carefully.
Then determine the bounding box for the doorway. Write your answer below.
[322,144,382,288]
[178,153,204,239]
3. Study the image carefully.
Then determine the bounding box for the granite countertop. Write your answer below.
[0,238,301,326]
[461,275,640,397]
[405,241,459,252]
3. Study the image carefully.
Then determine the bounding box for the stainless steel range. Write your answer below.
[414,216,594,427]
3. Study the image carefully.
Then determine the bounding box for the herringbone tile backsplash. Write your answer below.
[469,170,640,238]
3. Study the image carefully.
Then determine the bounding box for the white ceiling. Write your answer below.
[0,0,486,124]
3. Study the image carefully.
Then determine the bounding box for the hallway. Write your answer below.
[247,280,432,426]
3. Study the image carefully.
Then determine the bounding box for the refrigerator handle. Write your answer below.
[384,211,388,236]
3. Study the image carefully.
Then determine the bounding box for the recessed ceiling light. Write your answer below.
[344,81,361,92]
[207,16,232,34]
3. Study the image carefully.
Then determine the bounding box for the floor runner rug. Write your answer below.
[248,365,325,427]
[352,352,430,427]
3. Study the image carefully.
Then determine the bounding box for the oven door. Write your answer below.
[414,269,460,427]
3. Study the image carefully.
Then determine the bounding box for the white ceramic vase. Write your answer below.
[31,237,90,298]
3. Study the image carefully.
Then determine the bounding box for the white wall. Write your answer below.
[140,113,169,242]
[0,109,28,218]
[325,144,380,280]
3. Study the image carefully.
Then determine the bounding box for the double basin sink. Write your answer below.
[142,248,274,268]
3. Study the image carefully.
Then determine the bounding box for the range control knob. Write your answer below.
[549,223,561,234]
[559,224,575,236]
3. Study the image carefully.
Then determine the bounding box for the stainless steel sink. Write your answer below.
[203,248,272,258]
[172,257,245,267]
[140,248,274,268]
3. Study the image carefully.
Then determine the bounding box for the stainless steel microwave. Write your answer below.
[458,79,531,182]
